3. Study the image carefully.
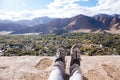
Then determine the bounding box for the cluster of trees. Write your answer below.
[0,33,120,56]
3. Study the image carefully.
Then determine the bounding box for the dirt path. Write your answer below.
[0,56,120,80]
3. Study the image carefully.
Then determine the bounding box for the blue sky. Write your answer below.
[77,0,98,7]
[0,0,98,11]
[0,0,120,20]
[0,0,53,11]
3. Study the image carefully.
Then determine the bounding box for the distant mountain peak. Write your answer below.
[0,14,120,34]
[93,14,110,18]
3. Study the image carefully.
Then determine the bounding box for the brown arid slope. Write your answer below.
[10,14,120,34]
[0,56,120,80]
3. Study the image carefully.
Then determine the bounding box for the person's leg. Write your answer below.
[48,61,65,80]
[48,46,66,80]
[69,64,83,80]
[69,44,83,80]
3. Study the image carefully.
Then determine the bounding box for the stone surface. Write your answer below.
[0,56,120,80]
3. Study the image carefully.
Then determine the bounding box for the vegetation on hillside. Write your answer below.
[0,33,120,56]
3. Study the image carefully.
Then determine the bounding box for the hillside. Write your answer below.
[10,14,120,34]
[0,17,56,33]
[0,23,29,31]
[0,56,120,80]
[17,17,56,26]
[0,14,120,34]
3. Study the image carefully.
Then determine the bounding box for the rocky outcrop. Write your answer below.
[0,56,120,80]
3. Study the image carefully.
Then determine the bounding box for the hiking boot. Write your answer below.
[70,44,81,66]
[55,46,66,63]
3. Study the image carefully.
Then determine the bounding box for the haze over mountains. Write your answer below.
[0,14,120,34]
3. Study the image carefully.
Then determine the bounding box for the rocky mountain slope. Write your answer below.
[0,17,56,33]
[0,14,120,34]
[11,14,120,34]
[17,16,56,26]
[64,14,105,30]
[94,14,120,30]
[0,56,120,80]
[0,23,29,31]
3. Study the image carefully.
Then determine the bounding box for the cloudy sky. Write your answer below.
[0,0,120,20]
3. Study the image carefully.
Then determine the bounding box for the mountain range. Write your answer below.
[0,14,120,34]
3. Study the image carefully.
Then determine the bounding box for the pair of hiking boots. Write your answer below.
[55,44,81,67]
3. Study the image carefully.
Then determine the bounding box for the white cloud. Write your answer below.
[0,0,120,20]
[91,0,120,15]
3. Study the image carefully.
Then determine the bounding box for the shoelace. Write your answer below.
[75,51,78,59]
[57,51,64,57]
